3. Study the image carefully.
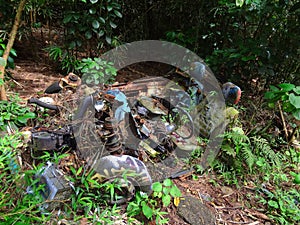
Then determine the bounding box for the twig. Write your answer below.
[198,191,203,204]
[288,126,297,143]
[244,209,271,221]
[216,218,256,224]
[224,221,250,224]
[214,205,243,210]
[278,102,289,141]
[12,79,24,87]
[247,222,260,225]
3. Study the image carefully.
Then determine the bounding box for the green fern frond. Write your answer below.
[251,136,281,167]
[241,144,256,172]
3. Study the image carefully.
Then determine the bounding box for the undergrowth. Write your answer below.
[0,131,180,224]
[0,133,48,224]
[188,84,300,225]
[0,95,36,131]
[1,78,299,225]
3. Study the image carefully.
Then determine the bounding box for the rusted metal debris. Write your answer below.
[27,74,202,208]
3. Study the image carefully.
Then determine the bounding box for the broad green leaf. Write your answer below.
[163,179,172,187]
[24,112,36,118]
[152,182,163,192]
[163,187,170,195]
[105,36,111,44]
[0,57,6,67]
[292,109,300,120]
[63,14,73,24]
[293,173,300,184]
[170,185,182,197]
[269,85,279,92]
[109,21,117,29]
[236,0,244,7]
[264,91,275,100]
[114,10,122,18]
[98,30,105,37]
[289,93,300,108]
[92,20,100,29]
[17,116,28,124]
[293,86,300,95]
[0,78,4,86]
[3,113,11,120]
[89,8,96,14]
[70,166,77,176]
[256,158,264,167]
[9,48,17,57]
[107,5,113,11]
[99,17,105,24]
[90,0,98,4]
[85,31,92,39]
[142,202,153,219]
[162,194,171,207]
[278,83,295,92]
[73,14,80,21]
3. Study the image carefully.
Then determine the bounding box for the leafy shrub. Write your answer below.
[67,166,124,223]
[265,83,300,120]
[165,30,196,49]
[152,178,181,207]
[127,179,181,224]
[213,127,283,185]
[0,95,36,131]
[219,127,255,173]
[259,187,300,224]
[0,133,49,224]
[201,0,299,84]
[0,38,17,69]
[76,57,117,85]
[62,0,122,50]
[44,45,80,73]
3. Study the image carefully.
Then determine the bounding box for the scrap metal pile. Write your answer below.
[27,72,203,208]
[26,62,241,209]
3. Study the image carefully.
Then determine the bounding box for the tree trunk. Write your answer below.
[0,0,27,101]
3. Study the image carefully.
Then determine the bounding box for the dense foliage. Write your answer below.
[0,0,299,224]
[0,0,298,85]
[0,95,36,131]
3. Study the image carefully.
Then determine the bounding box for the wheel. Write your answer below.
[91,155,153,204]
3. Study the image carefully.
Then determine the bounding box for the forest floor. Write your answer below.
[4,31,295,225]
[7,59,273,225]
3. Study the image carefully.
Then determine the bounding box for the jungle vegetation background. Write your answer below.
[0,0,299,224]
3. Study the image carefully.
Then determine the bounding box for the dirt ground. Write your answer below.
[6,55,275,225]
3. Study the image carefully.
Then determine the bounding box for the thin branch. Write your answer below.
[278,102,289,141]
[0,0,27,100]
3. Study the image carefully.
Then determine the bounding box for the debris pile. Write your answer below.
[26,73,201,208]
